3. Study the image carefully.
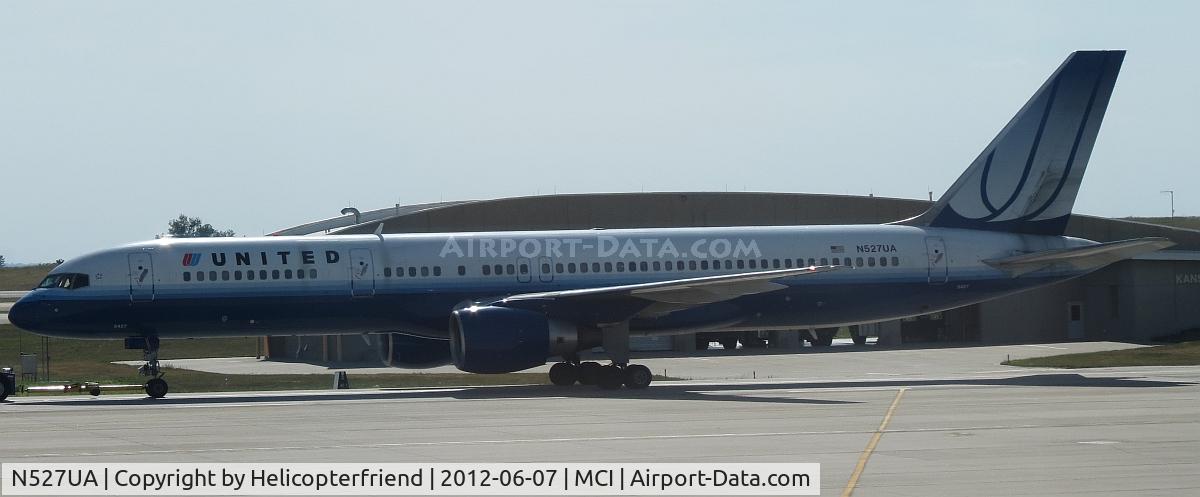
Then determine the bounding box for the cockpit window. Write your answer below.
[36,273,90,290]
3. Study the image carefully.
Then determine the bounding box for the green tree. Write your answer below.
[167,215,236,238]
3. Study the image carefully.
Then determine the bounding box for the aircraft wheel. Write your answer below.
[623,364,652,389]
[145,378,169,399]
[852,334,867,346]
[548,362,578,386]
[597,365,624,390]
[578,362,602,385]
[0,381,9,402]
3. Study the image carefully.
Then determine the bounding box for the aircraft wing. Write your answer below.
[495,265,840,322]
[984,237,1175,277]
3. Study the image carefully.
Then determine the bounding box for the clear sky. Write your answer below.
[1,1,1196,264]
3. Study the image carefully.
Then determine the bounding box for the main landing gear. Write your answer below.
[549,362,653,390]
[547,322,652,390]
[127,336,168,399]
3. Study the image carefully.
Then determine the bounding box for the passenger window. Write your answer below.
[773,259,781,269]
[183,272,191,282]
[665,261,674,270]
[737,260,745,269]
[808,258,816,266]
[247,270,255,281]
[761,259,769,269]
[855,257,864,267]
[309,269,317,279]
[509,264,518,275]
[544,263,554,274]
[749,259,757,269]
[493,265,502,276]
[272,270,280,280]
[604,262,613,272]
[653,261,661,271]
[868,257,876,267]
[568,263,576,273]
[235,271,243,281]
[555,263,563,273]
[297,269,305,279]
[579,262,589,273]
[617,262,625,272]
[421,267,429,277]
[384,267,392,277]
[891,257,900,266]
[639,261,648,272]
[259,270,268,280]
[221,271,229,281]
[197,271,205,281]
[785,258,793,268]
[433,266,442,276]
[482,265,491,276]
[209,271,218,281]
[879,257,887,267]
[284,269,293,279]
[832,258,840,266]
[689,260,697,270]
[820,258,828,266]
[592,262,601,273]
[458,266,466,276]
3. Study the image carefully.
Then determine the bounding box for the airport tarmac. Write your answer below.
[4,343,1198,496]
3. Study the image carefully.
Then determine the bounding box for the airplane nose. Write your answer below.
[7,299,36,331]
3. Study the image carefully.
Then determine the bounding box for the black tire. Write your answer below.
[851,334,867,346]
[89,386,102,396]
[0,381,9,402]
[145,378,168,399]
[578,362,602,385]
[623,365,652,389]
[597,365,624,390]
[720,338,739,351]
[548,362,578,386]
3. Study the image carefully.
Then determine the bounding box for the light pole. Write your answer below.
[1160,190,1175,219]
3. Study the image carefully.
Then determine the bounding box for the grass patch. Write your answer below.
[0,264,54,292]
[0,324,549,396]
[1003,341,1200,368]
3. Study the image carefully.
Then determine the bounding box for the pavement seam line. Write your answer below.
[841,386,907,497]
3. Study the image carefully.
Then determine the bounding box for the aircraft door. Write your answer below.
[516,258,532,283]
[537,256,554,283]
[350,248,375,297]
[925,237,948,284]
[128,253,155,301]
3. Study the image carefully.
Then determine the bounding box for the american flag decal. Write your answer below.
[830,245,845,253]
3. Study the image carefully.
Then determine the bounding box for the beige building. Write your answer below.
[264,193,1200,364]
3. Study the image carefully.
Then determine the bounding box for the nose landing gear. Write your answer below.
[126,336,168,399]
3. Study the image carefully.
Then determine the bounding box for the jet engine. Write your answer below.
[449,306,599,374]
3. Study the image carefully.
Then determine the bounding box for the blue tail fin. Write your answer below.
[910,50,1124,235]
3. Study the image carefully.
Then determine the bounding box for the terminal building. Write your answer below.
[261,192,1200,365]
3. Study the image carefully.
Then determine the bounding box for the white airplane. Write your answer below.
[6,50,1171,400]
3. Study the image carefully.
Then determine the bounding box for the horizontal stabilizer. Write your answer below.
[984,238,1174,276]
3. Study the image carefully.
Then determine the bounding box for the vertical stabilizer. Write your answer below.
[908,50,1124,235]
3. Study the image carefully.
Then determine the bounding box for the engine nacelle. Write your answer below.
[450,306,596,374]
[379,333,453,368]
